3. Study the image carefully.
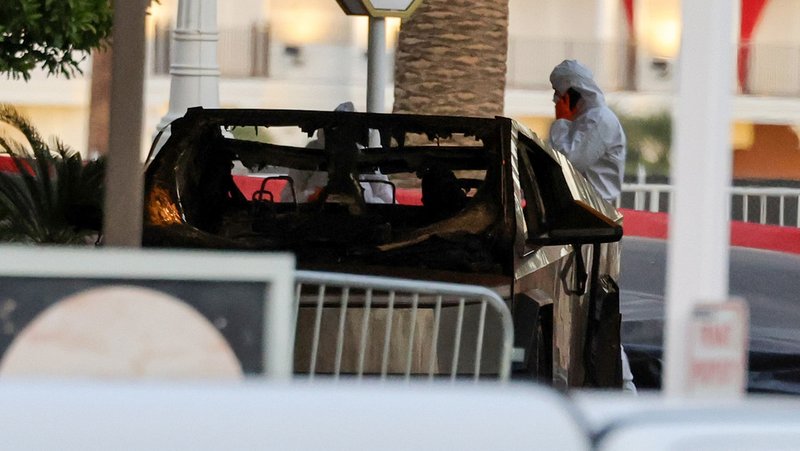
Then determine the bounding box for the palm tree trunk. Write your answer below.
[87,46,112,157]
[392,0,509,117]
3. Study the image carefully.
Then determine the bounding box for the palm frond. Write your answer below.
[0,104,104,244]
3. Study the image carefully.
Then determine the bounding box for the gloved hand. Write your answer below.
[555,93,575,121]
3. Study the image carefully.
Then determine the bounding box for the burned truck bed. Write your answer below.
[143,107,624,388]
[144,108,513,278]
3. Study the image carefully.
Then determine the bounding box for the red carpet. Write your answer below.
[620,208,800,255]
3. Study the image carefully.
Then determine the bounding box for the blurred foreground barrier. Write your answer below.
[0,381,590,450]
[293,270,514,382]
[596,412,800,451]
[0,246,295,379]
[573,392,800,451]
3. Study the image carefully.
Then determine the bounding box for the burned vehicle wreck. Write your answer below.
[143,107,623,388]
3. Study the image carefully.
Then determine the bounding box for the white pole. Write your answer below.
[156,0,220,132]
[663,0,736,396]
[103,0,148,247]
[367,17,387,114]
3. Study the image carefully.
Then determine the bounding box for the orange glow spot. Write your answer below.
[147,186,182,225]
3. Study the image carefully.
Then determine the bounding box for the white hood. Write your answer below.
[549,59,606,112]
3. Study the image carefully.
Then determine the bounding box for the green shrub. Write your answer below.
[617,110,672,179]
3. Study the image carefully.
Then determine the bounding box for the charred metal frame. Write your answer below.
[143,107,624,388]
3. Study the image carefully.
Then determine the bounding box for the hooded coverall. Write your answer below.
[549,60,636,393]
[548,60,627,203]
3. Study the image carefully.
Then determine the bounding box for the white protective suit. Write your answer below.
[548,60,626,202]
[550,61,635,393]
[280,102,393,204]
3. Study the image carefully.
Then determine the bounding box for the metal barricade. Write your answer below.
[618,183,672,213]
[293,270,513,382]
[731,186,800,227]
[619,183,800,228]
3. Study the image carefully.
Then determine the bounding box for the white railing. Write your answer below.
[293,270,514,382]
[618,183,673,213]
[618,183,800,227]
[732,186,800,227]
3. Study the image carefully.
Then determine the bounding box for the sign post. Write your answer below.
[664,0,741,396]
[335,0,424,113]
[686,300,749,396]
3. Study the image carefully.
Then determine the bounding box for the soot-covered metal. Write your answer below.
[143,107,625,388]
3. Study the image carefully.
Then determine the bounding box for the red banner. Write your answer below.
[738,0,770,92]
[622,0,634,37]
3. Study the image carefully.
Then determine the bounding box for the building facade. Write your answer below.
[1,0,799,179]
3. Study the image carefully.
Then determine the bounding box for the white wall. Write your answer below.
[218,0,269,28]
[510,0,597,40]
[742,0,800,96]
[507,0,627,93]
[755,0,800,44]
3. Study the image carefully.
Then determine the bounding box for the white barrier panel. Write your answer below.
[0,381,591,451]
[598,418,800,451]
[293,270,514,382]
[0,245,295,379]
[573,392,800,450]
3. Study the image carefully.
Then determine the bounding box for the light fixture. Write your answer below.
[274,7,329,46]
[284,45,304,67]
[637,0,680,59]
[651,58,670,79]
[648,18,680,59]
[638,1,680,80]
[336,0,424,19]
[336,0,424,114]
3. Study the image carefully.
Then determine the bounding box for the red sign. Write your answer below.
[686,299,749,396]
